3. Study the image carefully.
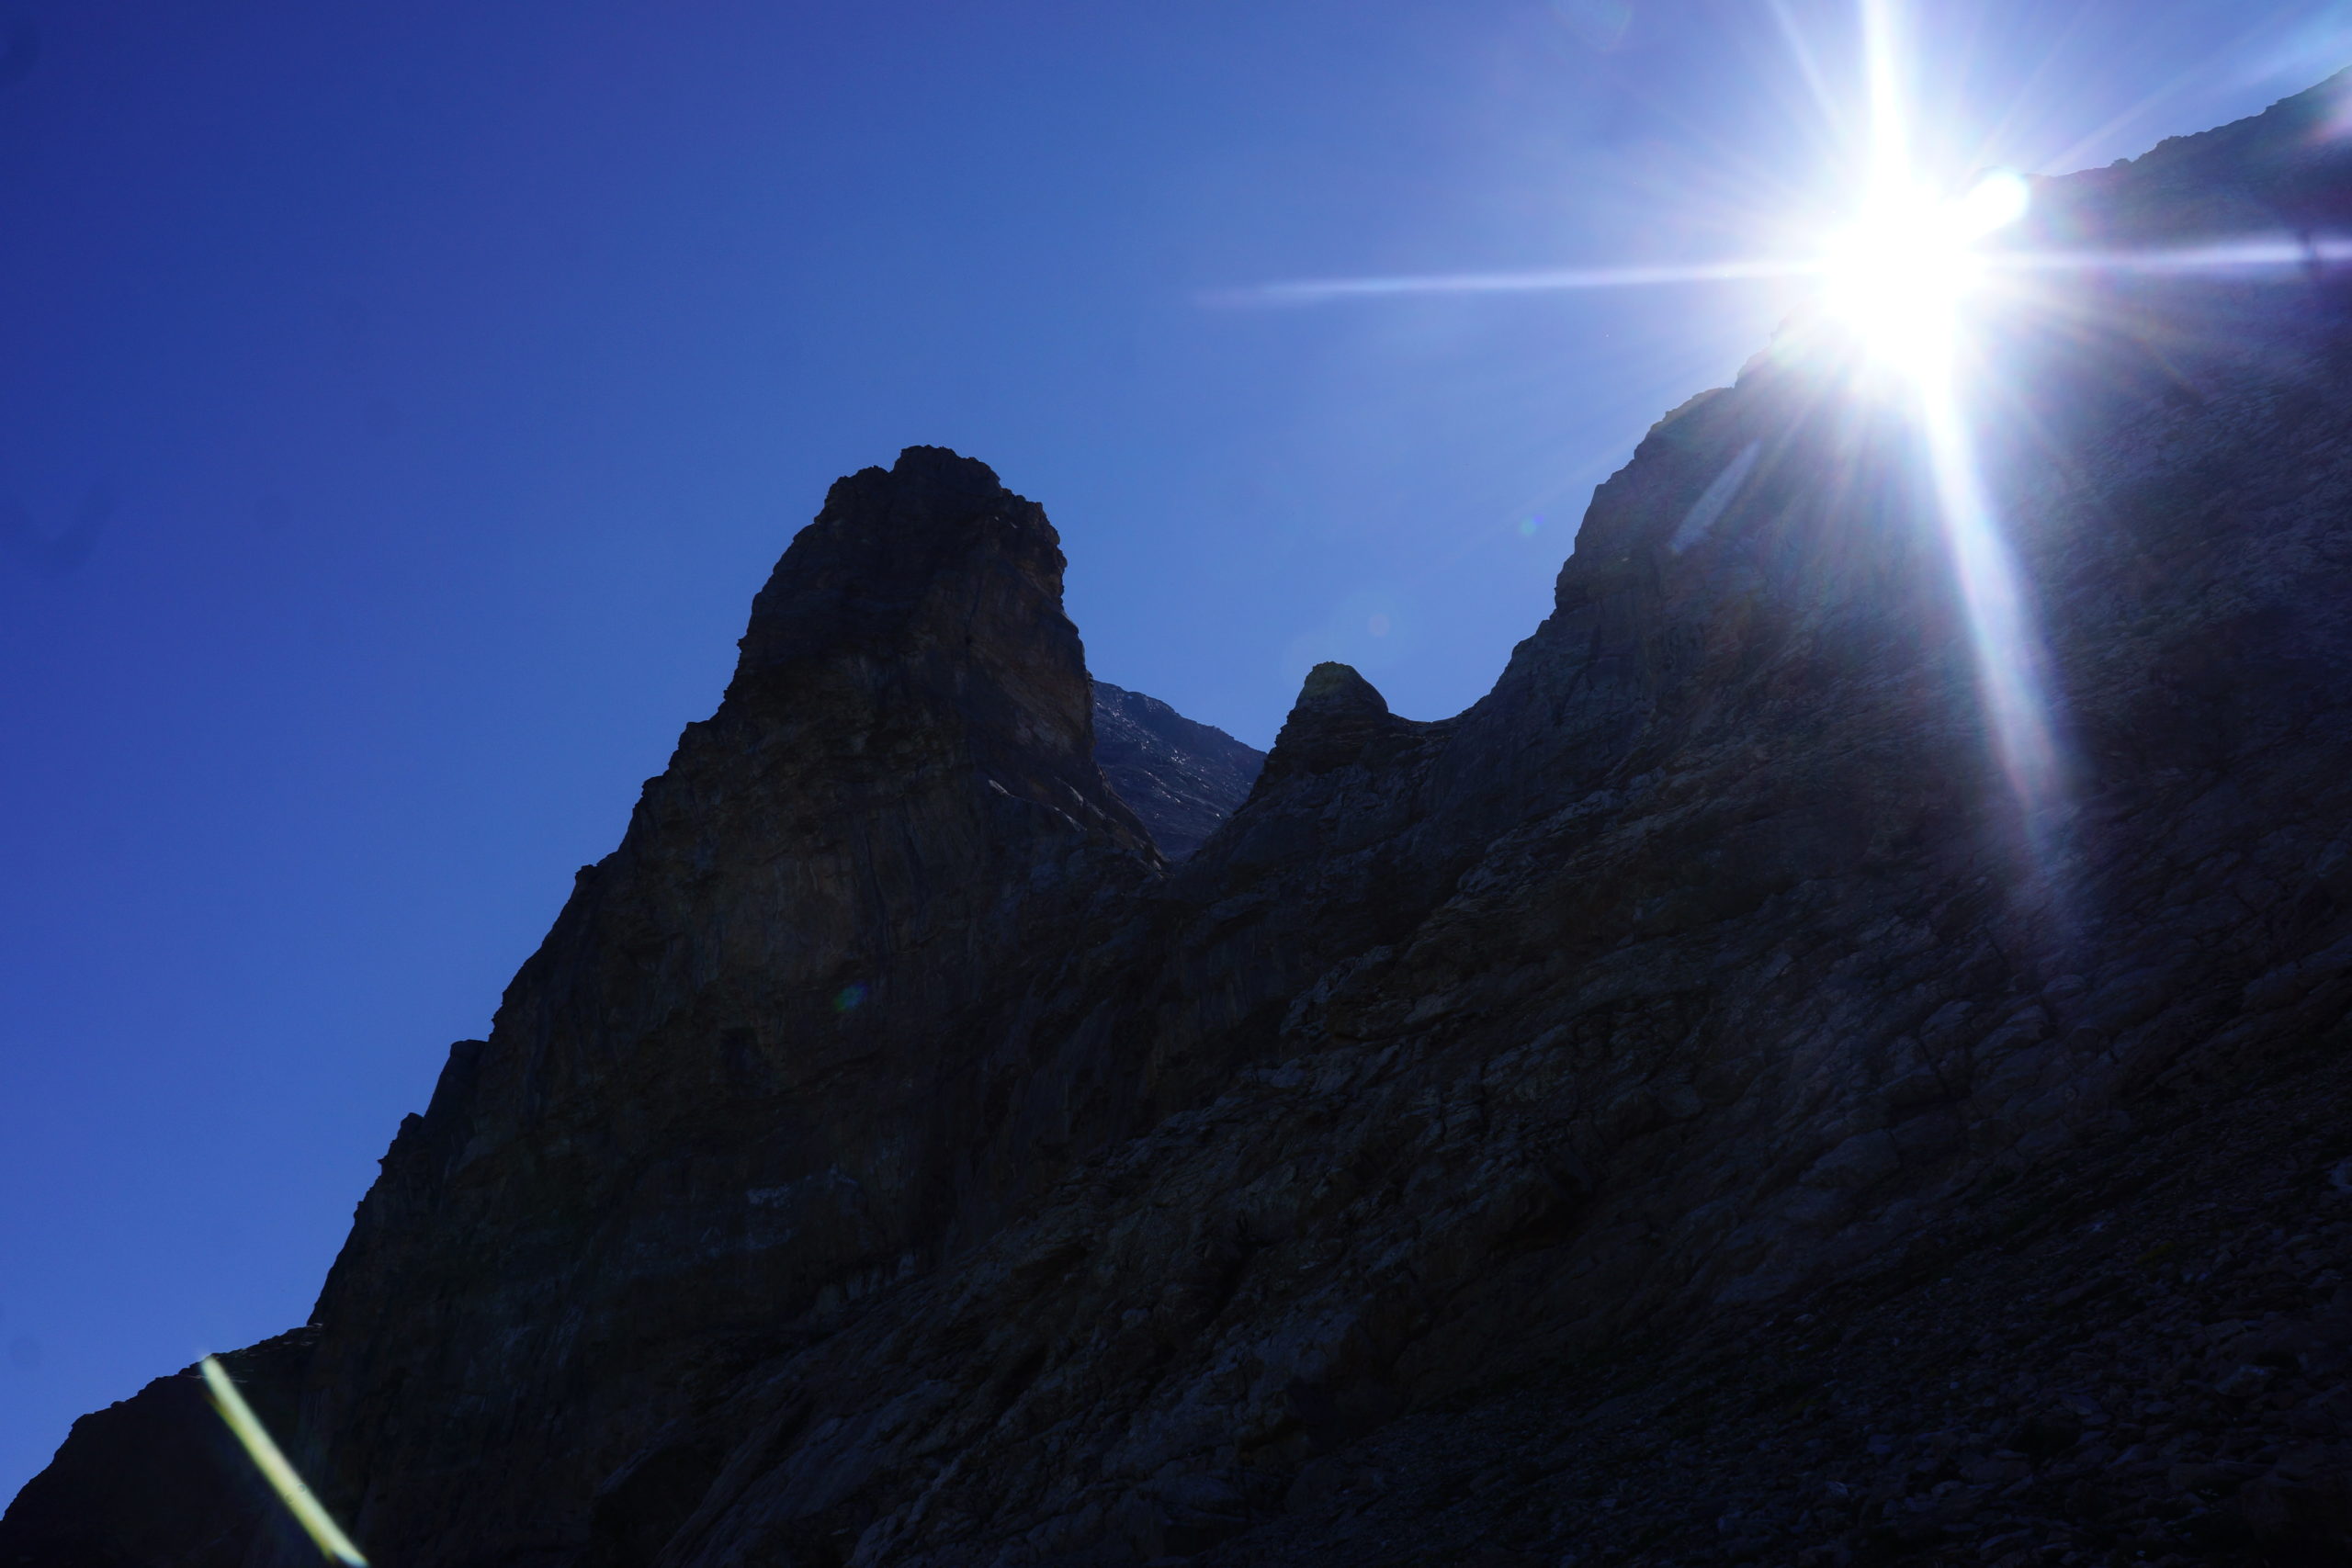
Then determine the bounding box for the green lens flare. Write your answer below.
[198,1355,369,1566]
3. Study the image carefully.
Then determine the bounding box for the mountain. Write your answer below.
[13,75,2352,1568]
[1089,682,1264,860]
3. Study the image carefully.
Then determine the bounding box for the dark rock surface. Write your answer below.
[1090,681,1264,860]
[15,76,2352,1568]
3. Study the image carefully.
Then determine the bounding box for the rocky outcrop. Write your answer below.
[6,446,1174,1568]
[276,446,1182,1568]
[15,76,2352,1568]
[1089,682,1263,859]
[1250,661,1419,788]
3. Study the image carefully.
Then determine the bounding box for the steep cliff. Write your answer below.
[14,78,2352,1568]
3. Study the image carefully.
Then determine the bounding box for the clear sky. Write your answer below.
[1,0,2339,1498]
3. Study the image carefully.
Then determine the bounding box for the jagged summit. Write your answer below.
[17,81,2352,1568]
[1254,661,1422,788]
[728,445,1151,852]
[739,446,1023,666]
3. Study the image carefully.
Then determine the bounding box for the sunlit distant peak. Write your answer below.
[1818,169,2030,367]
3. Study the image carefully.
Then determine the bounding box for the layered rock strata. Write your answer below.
[14,75,2352,1568]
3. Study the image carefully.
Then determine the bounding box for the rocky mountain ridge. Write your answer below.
[1088,682,1263,861]
[13,73,2352,1568]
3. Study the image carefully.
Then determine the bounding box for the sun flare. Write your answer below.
[1218,0,2089,832]
[1818,170,2030,368]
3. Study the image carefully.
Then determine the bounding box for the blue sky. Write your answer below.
[1,0,2340,1498]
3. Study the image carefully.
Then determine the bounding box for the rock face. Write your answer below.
[15,78,2352,1568]
[1089,681,1264,859]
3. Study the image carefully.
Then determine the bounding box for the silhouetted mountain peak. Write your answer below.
[18,84,2352,1568]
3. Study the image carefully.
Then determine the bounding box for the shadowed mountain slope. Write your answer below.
[1090,681,1264,860]
[14,77,2352,1568]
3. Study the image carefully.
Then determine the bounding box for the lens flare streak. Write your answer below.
[198,1355,369,1567]
[1992,236,2352,275]
[1201,256,1822,308]
[1847,0,2063,823]
[1912,343,2062,815]
[1209,234,2346,309]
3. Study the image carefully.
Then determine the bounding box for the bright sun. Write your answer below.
[1223,0,2072,827]
[1819,168,2031,368]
